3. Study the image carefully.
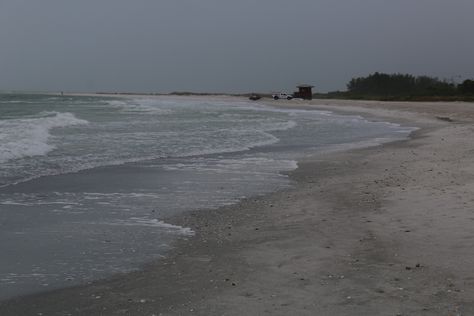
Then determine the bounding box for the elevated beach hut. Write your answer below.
[293,84,314,100]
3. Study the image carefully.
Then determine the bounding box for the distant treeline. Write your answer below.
[316,72,474,101]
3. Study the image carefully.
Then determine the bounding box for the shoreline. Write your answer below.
[2,99,474,315]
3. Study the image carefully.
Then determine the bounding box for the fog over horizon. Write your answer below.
[1,0,473,94]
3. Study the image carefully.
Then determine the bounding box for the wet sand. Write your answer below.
[2,99,474,315]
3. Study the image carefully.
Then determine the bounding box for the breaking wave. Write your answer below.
[0,112,88,163]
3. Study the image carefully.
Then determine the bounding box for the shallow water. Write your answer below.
[0,94,415,299]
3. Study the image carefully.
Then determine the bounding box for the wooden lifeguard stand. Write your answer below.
[293,84,314,100]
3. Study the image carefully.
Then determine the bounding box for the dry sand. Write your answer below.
[2,99,474,315]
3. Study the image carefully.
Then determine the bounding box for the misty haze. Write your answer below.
[2,1,474,315]
[1,0,473,93]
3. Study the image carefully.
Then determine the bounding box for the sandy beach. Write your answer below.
[2,98,474,315]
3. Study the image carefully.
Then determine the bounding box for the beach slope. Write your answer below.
[2,99,474,315]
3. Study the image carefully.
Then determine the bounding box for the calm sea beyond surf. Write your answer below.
[0,94,414,299]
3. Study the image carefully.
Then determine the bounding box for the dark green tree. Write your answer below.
[458,79,474,94]
[347,72,457,97]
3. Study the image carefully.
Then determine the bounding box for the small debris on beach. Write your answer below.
[436,116,454,122]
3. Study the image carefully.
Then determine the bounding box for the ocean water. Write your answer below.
[0,94,414,299]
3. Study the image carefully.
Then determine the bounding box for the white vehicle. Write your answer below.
[272,93,293,100]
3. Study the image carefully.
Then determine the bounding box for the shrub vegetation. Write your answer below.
[316,72,474,101]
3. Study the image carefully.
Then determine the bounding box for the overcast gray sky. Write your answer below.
[1,0,473,93]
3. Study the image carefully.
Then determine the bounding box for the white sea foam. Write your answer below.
[162,157,298,174]
[107,99,173,115]
[231,102,334,117]
[0,112,88,163]
[0,201,31,206]
[3,132,282,187]
[0,96,415,189]
[107,217,194,236]
[315,133,416,155]
[260,120,297,132]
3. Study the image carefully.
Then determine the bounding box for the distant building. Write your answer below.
[293,84,314,100]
